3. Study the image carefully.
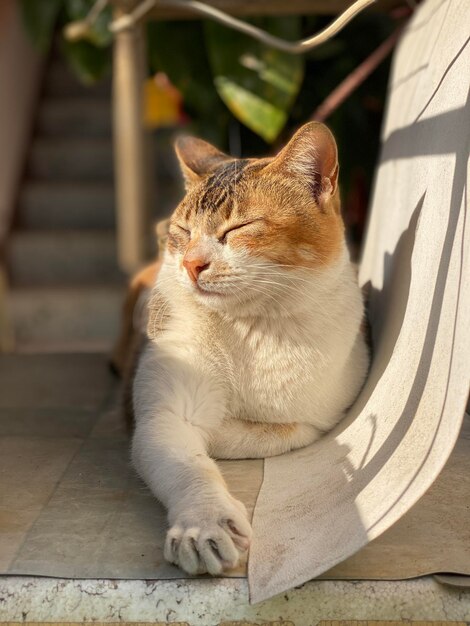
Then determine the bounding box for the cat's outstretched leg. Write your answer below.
[131,343,252,575]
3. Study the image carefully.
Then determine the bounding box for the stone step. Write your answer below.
[8,231,124,286]
[8,286,124,353]
[43,61,111,98]
[18,181,181,231]
[18,182,115,230]
[27,139,114,181]
[36,98,112,137]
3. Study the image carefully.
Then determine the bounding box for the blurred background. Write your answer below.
[0,0,411,355]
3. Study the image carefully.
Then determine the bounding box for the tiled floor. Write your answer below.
[0,353,262,580]
[0,354,114,576]
[0,353,113,409]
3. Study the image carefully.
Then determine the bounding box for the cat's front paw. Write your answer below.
[164,496,252,575]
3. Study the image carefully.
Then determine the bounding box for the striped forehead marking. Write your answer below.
[196,159,249,215]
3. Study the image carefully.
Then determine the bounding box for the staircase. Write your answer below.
[6,59,124,353]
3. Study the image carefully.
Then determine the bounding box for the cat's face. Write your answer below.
[166,122,345,314]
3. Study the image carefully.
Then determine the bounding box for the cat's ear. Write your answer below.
[269,122,339,208]
[175,136,231,189]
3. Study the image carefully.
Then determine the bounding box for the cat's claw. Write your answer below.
[164,499,252,575]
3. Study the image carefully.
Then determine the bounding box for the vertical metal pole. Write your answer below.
[112,12,150,274]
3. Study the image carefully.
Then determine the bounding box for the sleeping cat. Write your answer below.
[131,121,369,576]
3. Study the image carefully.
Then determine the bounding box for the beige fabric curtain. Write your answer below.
[248,0,470,603]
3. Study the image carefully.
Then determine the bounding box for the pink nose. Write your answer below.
[183,258,210,283]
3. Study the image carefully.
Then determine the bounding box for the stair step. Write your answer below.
[43,61,111,98]
[8,231,124,286]
[9,286,124,353]
[18,181,181,230]
[36,99,112,137]
[18,182,115,230]
[27,139,114,181]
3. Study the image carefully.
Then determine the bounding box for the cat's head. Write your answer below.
[165,122,345,316]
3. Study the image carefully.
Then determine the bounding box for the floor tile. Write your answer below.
[90,403,128,440]
[0,353,114,409]
[0,408,95,438]
[0,435,83,570]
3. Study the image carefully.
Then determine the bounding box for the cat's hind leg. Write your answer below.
[208,417,322,459]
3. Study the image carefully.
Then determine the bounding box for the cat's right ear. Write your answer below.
[175,136,231,190]
[266,122,339,211]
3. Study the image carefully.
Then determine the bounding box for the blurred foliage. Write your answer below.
[19,0,112,83]
[205,18,304,143]
[60,37,111,84]
[147,18,304,145]
[19,0,63,52]
[64,0,113,47]
[143,74,184,128]
[147,21,230,146]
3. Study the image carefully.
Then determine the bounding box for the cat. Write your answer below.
[131,121,370,576]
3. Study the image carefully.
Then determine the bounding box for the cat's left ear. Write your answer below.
[175,136,231,190]
[268,122,339,209]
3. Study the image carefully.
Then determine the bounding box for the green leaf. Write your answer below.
[205,17,304,143]
[19,0,63,52]
[214,77,286,143]
[61,39,110,84]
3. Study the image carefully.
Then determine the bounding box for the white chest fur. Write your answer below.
[211,302,365,431]
[154,251,369,435]
[223,314,324,422]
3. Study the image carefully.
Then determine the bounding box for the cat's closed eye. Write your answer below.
[175,224,190,235]
[168,224,191,248]
[218,219,264,244]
